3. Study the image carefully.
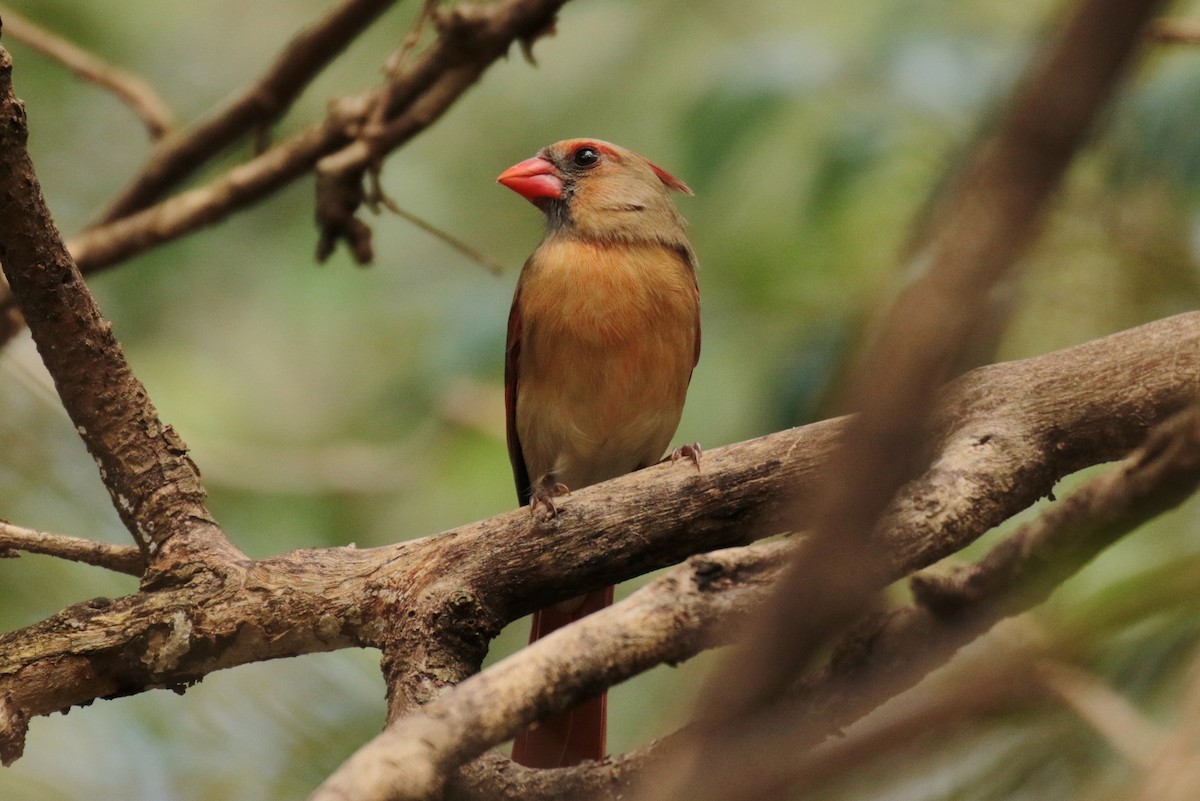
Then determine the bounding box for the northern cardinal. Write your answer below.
[497,139,700,767]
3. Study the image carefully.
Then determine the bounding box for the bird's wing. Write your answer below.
[505,273,532,507]
[674,244,702,373]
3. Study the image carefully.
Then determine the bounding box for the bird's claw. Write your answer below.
[669,442,702,471]
[529,479,571,519]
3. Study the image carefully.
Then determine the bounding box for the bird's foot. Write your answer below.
[668,442,702,471]
[530,477,571,519]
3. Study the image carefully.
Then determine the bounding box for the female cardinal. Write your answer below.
[497,139,700,767]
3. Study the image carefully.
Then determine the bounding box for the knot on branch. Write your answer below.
[909,567,982,615]
[432,587,502,659]
[0,694,28,766]
[314,165,374,265]
[689,555,730,592]
[436,1,559,64]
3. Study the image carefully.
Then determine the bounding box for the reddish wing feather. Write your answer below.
[505,277,532,506]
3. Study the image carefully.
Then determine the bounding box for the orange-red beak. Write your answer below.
[497,156,563,203]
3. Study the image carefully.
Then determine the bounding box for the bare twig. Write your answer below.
[312,0,563,262]
[375,190,506,274]
[72,0,559,270]
[0,521,143,575]
[95,0,399,223]
[0,6,176,138]
[1147,18,1200,44]
[0,0,567,344]
[70,108,358,273]
[371,0,442,135]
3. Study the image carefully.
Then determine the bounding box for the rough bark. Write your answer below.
[0,311,1194,770]
[0,45,240,580]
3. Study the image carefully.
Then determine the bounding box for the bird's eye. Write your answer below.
[572,146,601,168]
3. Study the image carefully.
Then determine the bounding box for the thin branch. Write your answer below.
[0,6,176,139]
[1147,18,1200,44]
[74,0,563,271]
[312,0,564,263]
[0,45,241,578]
[375,191,506,274]
[0,521,143,576]
[94,0,399,223]
[67,108,356,274]
[367,0,442,138]
[0,0,567,343]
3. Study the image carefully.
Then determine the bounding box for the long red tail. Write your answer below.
[511,586,614,768]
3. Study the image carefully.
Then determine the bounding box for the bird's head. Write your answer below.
[497,139,692,246]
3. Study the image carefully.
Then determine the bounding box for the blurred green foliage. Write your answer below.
[2,0,1200,798]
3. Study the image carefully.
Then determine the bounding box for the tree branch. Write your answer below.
[66,109,354,274]
[422,405,1200,801]
[0,520,142,575]
[0,44,241,579]
[454,403,1200,801]
[312,0,562,263]
[0,0,570,347]
[94,0,398,223]
[0,310,1190,774]
[648,0,1168,795]
[0,6,176,138]
[311,543,791,801]
[1147,17,1200,45]
[692,406,1200,801]
[70,0,566,271]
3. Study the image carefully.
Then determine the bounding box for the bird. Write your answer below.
[497,138,701,768]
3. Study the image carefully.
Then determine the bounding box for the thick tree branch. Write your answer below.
[805,404,1200,732]
[0,520,143,575]
[0,45,241,578]
[0,6,176,138]
[651,0,1168,797]
[0,310,1190,772]
[311,543,791,801]
[677,407,1200,801]
[449,406,1200,801]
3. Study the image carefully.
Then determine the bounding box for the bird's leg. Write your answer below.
[668,442,702,471]
[530,474,571,518]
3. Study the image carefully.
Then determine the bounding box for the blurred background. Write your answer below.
[2,0,1200,798]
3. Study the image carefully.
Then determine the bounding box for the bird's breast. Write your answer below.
[514,238,699,488]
